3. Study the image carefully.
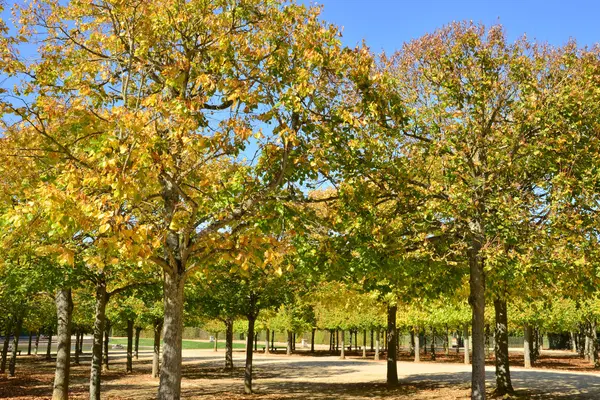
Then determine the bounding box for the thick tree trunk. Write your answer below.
[46,328,53,361]
[102,319,110,371]
[225,319,234,369]
[464,324,470,365]
[340,329,345,359]
[8,318,22,377]
[468,227,486,400]
[387,304,398,386]
[89,281,108,400]
[134,327,142,360]
[1,320,12,373]
[126,319,134,373]
[34,330,40,356]
[414,328,420,362]
[244,316,256,394]
[524,324,532,368]
[362,330,367,358]
[52,288,73,400]
[311,328,316,353]
[264,329,269,354]
[493,298,513,396]
[27,331,32,355]
[152,319,163,378]
[286,331,292,356]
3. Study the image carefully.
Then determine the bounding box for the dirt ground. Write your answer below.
[1,348,600,399]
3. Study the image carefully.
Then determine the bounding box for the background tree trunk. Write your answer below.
[340,329,345,359]
[90,281,107,400]
[102,319,110,371]
[386,304,398,386]
[74,330,80,366]
[264,329,269,354]
[134,327,142,360]
[375,329,380,361]
[463,324,470,365]
[0,320,12,373]
[152,319,163,378]
[244,316,256,394]
[362,330,367,358]
[414,328,420,362]
[52,289,73,400]
[493,298,513,396]
[8,317,22,377]
[286,331,292,356]
[311,328,316,353]
[225,319,234,369]
[524,324,532,368]
[34,330,40,356]
[126,319,134,373]
[46,328,53,361]
[27,331,32,355]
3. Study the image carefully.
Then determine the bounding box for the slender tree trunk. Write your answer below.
[89,280,108,400]
[27,331,32,355]
[213,332,218,352]
[286,330,292,356]
[52,288,73,400]
[74,330,80,366]
[354,330,358,351]
[102,319,110,371]
[431,327,436,361]
[292,332,296,351]
[134,327,142,360]
[152,319,163,378]
[414,328,420,362]
[410,330,415,357]
[370,330,374,351]
[590,320,599,368]
[1,320,12,373]
[524,324,532,368]
[34,330,40,356]
[225,319,234,369]
[264,329,269,354]
[571,331,577,352]
[336,329,339,351]
[244,316,256,394]
[362,330,367,358]
[254,332,258,352]
[387,304,398,386]
[493,298,513,396]
[340,329,345,359]
[78,331,84,354]
[468,226,486,400]
[311,328,316,353]
[464,324,470,365]
[445,325,450,355]
[375,329,380,360]
[46,328,53,361]
[8,317,22,377]
[126,319,134,373]
[270,330,274,352]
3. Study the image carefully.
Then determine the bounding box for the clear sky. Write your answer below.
[305,0,599,53]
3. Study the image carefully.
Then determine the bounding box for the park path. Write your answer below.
[100,349,600,399]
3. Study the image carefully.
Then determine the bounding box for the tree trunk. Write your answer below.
[524,324,532,368]
[1,320,12,373]
[27,331,32,355]
[370,330,374,351]
[102,319,110,371]
[264,329,269,354]
[414,328,420,362]
[79,331,84,354]
[445,325,450,355]
[8,317,22,377]
[464,324,470,365]
[387,304,398,386]
[134,327,142,360]
[270,330,274,352]
[74,330,80,366]
[423,332,427,355]
[292,332,296,351]
[431,327,436,361]
[52,288,73,400]
[46,328,53,361]
[468,227,486,400]
[336,329,339,351]
[362,330,367,358]
[152,319,163,378]
[89,280,108,400]
[34,330,40,356]
[493,298,513,396]
[225,319,234,369]
[375,329,380,360]
[286,330,292,356]
[354,330,358,351]
[340,329,345,359]
[570,331,577,352]
[244,316,256,394]
[410,330,415,357]
[254,332,258,352]
[590,320,599,367]
[126,319,134,373]
[311,328,316,353]
[213,332,218,352]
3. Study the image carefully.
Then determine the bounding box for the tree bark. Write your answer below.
[78,331,84,354]
[431,327,436,361]
[8,317,22,377]
[244,316,256,394]
[493,298,513,396]
[414,328,420,362]
[52,288,73,400]
[464,324,470,365]
[524,324,532,368]
[152,318,163,378]
[254,332,258,352]
[590,320,599,367]
[270,330,274,352]
[375,329,380,361]
[370,330,374,351]
[387,304,398,386]
[34,330,40,356]
[102,319,110,371]
[570,331,577,352]
[126,319,134,373]
[468,225,486,400]
[311,328,316,353]
[27,331,32,355]
[292,332,296,351]
[286,330,292,356]
[134,327,142,360]
[46,328,53,361]
[340,329,345,359]
[0,320,12,373]
[264,329,269,354]
[74,330,80,366]
[213,331,218,352]
[89,280,108,400]
[225,318,234,369]
[362,330,367,358]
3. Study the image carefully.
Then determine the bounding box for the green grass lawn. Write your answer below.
[109,338,246,349]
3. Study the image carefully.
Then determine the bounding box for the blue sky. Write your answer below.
[305,0,599,53]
